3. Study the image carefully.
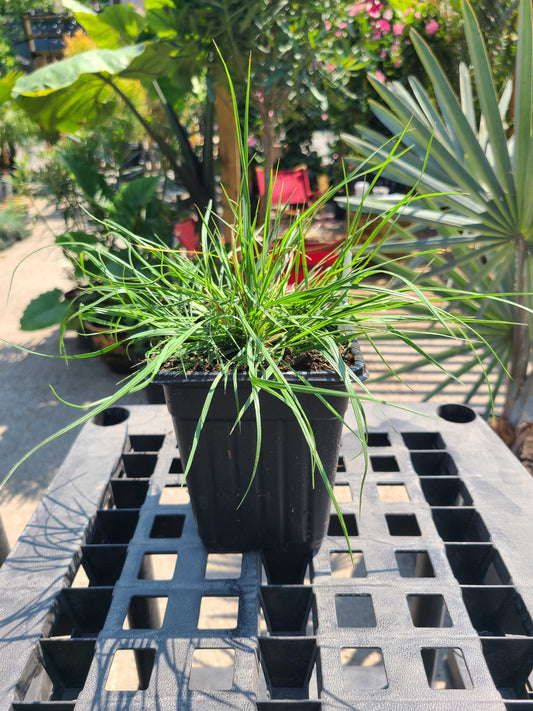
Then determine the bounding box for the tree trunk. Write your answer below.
[503,233,531,427]
[215,84,241,250]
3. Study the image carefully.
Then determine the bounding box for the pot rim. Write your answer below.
[155,340,368,385]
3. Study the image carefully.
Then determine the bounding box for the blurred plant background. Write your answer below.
[1,0,532,467]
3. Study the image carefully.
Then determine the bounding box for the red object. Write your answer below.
[173,217,198,251]
[256,166,313,208]
[287,243,341,284]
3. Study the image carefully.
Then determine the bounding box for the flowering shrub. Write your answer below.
[345,1,463,81]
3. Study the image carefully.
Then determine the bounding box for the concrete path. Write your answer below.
[0,204,146,547]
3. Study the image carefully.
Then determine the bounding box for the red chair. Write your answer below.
[173,217,198,252]
[256,166,313,212]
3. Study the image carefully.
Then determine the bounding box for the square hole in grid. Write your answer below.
[159,484,190,505]
[421,647,473,690]
[462,587,533,637]
[367,432,391,447]
[108,479,149,509]
[330,550,367,578]
[127,434,165,452]
[333,483,352,503]
[420,478,473,507]
[386,513,421,537]
[481,638,533,699]
[395,550,435,578]
[73,545,128,587]
[407,594,452,628]
[432,508,490,543]
[371,455,400,472]
[47,589,113,639]
[328,513,358,537]
[22,640,95,702]
[198,596,239,630]
[189,648,235,690]
[123,596,168,630]
[411,452,458,476]
[377,483,410,503]
[260,560,312,586]
[169,457,183,474]
[119,453,158,478]
[258,638,318,699]
[90,510,140,545]
[446,544,512,585]
[105,648,156,691]
[401,432,446,450]
[341,648,388,689]
[259,586,314,636]
[335,594,376,628]
[205,553,242,579]
[149,514,185,538]
[138,552,178,580]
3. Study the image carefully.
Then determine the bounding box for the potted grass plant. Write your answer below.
[4,62,501,559]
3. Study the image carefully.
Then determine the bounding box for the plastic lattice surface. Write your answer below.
[1,403,533,711]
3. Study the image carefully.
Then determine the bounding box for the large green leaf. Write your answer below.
[61,153,113,208]
[62,0,146,49]
[20,289,70,331]
[513,0,533,223]
[13,43,172,132]
[109,176,161,226]
[14,44,146,96]
[461,0,516,211]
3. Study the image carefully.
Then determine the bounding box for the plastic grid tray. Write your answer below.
[0,402,532,710]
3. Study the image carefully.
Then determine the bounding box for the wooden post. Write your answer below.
[215,84,241,250]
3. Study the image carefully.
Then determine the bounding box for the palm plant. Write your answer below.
[341,0,533,430]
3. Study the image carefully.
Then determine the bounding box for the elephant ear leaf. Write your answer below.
[62,0,146,49]
[13,43,170,132]
[20,289,70,331]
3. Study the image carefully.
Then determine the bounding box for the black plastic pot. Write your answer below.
[156,350,367,556]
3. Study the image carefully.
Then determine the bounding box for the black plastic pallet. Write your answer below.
[1,402,532,710]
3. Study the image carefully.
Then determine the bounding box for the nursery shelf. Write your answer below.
[1,403,532,710]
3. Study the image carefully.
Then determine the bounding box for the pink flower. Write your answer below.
[321,113,328,121]
[376,19,390,32]
[393,58,402,68]
[324,20,332,30]
[348,3,367,16]
[383,8,393,20]
[325,63,336,72]
[338,21,347,29]
[375,69,386,82]
[368,1,382,18]
[372,31,381,39]
[335,30,344,37]
[380,49,388,58]
[268,109,274,118]
[247,135,257,148]
[415,10,421,18]
[425,18,439,35]
[393,23,404,35]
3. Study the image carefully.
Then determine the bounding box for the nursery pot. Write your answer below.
[156,352,366,555]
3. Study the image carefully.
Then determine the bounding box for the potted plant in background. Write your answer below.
[340,0,533,462]
[4,60,511,569]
